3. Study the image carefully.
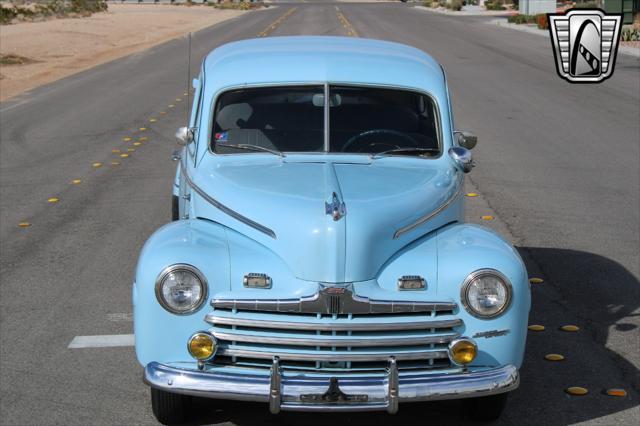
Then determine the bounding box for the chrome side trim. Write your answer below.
[205,315,462,331]
[218,348,449,362]
[393,182,463,239]
[212,283,457,315]
[212,331,459,347]
[144,362,519,411]
[180,161,276,239]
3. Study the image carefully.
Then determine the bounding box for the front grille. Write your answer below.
[205,306,463,372]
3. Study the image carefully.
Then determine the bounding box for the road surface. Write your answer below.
[1,2,638,425]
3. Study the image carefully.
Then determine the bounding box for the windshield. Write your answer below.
[212,85,440,156]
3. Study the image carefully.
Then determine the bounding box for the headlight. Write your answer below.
[460,269,512,318]
[155,264,207,315]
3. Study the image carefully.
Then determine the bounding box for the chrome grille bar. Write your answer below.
[205,314,462,331]
[219,348,449,362]
[212,285,457,315]
[212,331,459,347]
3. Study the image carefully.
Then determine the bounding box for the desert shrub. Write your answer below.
[0,0,107,24]
[444,0,463,10]
[0,5,18,24]
[211,1,266,10]
[508,14,539,24]
[621,26,640,41]
[485,2,506,10]
[572,2,598,8]
[507,14,526,24]
[536,13,548,29]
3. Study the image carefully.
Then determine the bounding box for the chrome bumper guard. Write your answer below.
[144,358,519,414]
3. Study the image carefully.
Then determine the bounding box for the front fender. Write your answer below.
[133,219,230,366]
[436,224,530,369]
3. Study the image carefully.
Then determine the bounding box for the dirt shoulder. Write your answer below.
[0,4,249,102]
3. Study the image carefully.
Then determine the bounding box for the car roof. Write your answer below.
[202,36,445,94]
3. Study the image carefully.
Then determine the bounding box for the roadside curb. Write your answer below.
[487,18,639,58]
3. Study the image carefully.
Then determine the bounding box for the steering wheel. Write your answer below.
[342,129,419,153]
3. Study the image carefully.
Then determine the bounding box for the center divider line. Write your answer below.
[335,6,359,38]
[258,7,298,38]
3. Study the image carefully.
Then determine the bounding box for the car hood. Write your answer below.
[191,155,462,283]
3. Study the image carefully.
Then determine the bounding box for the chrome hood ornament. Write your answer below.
[325,192,346,221]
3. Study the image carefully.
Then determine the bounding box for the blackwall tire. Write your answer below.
[463,392,509,421]
[150,388,192,425]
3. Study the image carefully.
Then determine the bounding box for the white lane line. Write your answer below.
[68,334,134,349]
[106,312,133,322]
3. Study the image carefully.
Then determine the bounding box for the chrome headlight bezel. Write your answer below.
[155,264,208,315]
[460,269,512,319]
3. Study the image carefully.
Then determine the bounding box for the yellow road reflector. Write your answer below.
[481,215,494,220]
[92,162,102,168]
[47,197,59,203]
[110,161,120,166]
[112,149,121,153]
[160,111,167,115]
[133,142,142,146]
[72,179,82,185]
[545,353,565,361]
[565,387,588,396]
[466,192,478,197]
[149,118,157,123]
[123,137,132,142]
[169,104,175,108]
[139,136,148,141]
[18,222,31,228]
[529,277,544,284]
[605,388,627,397]
[560,325,580,332]
[120,153,129,158]
[528,325,545,331]
[176,98,182,102]
[127,148,136,152]
[183,92,188,96]
[139,127,147,131]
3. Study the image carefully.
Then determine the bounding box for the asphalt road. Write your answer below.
[1,2,638,425]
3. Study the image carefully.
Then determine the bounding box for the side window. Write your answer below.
[188,76,203,159]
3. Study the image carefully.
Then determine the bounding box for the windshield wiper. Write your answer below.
[371,147,439,159]
[217,143,285,157]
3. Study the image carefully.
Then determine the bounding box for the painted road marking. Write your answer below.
[68,334,134,348]
[107,313,133,322]
[336,7,359,37]
[258,7,297,37]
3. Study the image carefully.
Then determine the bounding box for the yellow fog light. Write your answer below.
[448,338,477,366]
[187,332,216,361]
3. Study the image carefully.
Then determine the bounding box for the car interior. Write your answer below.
[212,85,440,155]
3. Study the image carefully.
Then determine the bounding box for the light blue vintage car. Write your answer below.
[134,36,530,424]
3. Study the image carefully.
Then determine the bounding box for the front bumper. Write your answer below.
[144,358,519,414]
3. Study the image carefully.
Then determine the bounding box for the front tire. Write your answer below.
[150,388,192,425]
[463,392,508,421]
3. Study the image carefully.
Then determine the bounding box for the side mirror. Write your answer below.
[175,126,194,146]
[449,146,475,173]
[454,131,478,150]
